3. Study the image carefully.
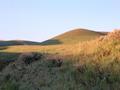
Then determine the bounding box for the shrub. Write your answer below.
[18,52,42,65]
[47,58,63,67]
[0,62,9,71]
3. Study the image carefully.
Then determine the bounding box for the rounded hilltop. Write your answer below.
[41,28,107,45]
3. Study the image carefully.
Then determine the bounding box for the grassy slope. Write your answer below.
[0,30,120,90]
[41,28,106,45]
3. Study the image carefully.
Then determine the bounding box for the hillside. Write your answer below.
[41,28,107,45]
[0,30,119,90]
[0,40,40,46]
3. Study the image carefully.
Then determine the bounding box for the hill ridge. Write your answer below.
[0,40,40,46]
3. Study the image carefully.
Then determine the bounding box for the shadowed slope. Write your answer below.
[0,40,40,46]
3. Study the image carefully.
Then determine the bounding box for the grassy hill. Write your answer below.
[0,40,40,46]
[0,30,119,90]
[41,28,107,45]
[0,29,107,46]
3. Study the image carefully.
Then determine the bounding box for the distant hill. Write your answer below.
[0,40,40,46]
[41,28,107,45]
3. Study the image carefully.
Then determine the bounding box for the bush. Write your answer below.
[47,58,63,67]
[18,52,42,65]
[0,62,9,71]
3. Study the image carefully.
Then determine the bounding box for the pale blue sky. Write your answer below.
[0,0,120,41]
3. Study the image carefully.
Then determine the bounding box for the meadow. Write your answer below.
[0,30,120,90]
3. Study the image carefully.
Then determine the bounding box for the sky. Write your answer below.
[0,0,120,42]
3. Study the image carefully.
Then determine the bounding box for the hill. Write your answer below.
[0,40,40,46]
[41,28,107,45]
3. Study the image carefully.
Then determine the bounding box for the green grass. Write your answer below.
[1,80,19,90]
